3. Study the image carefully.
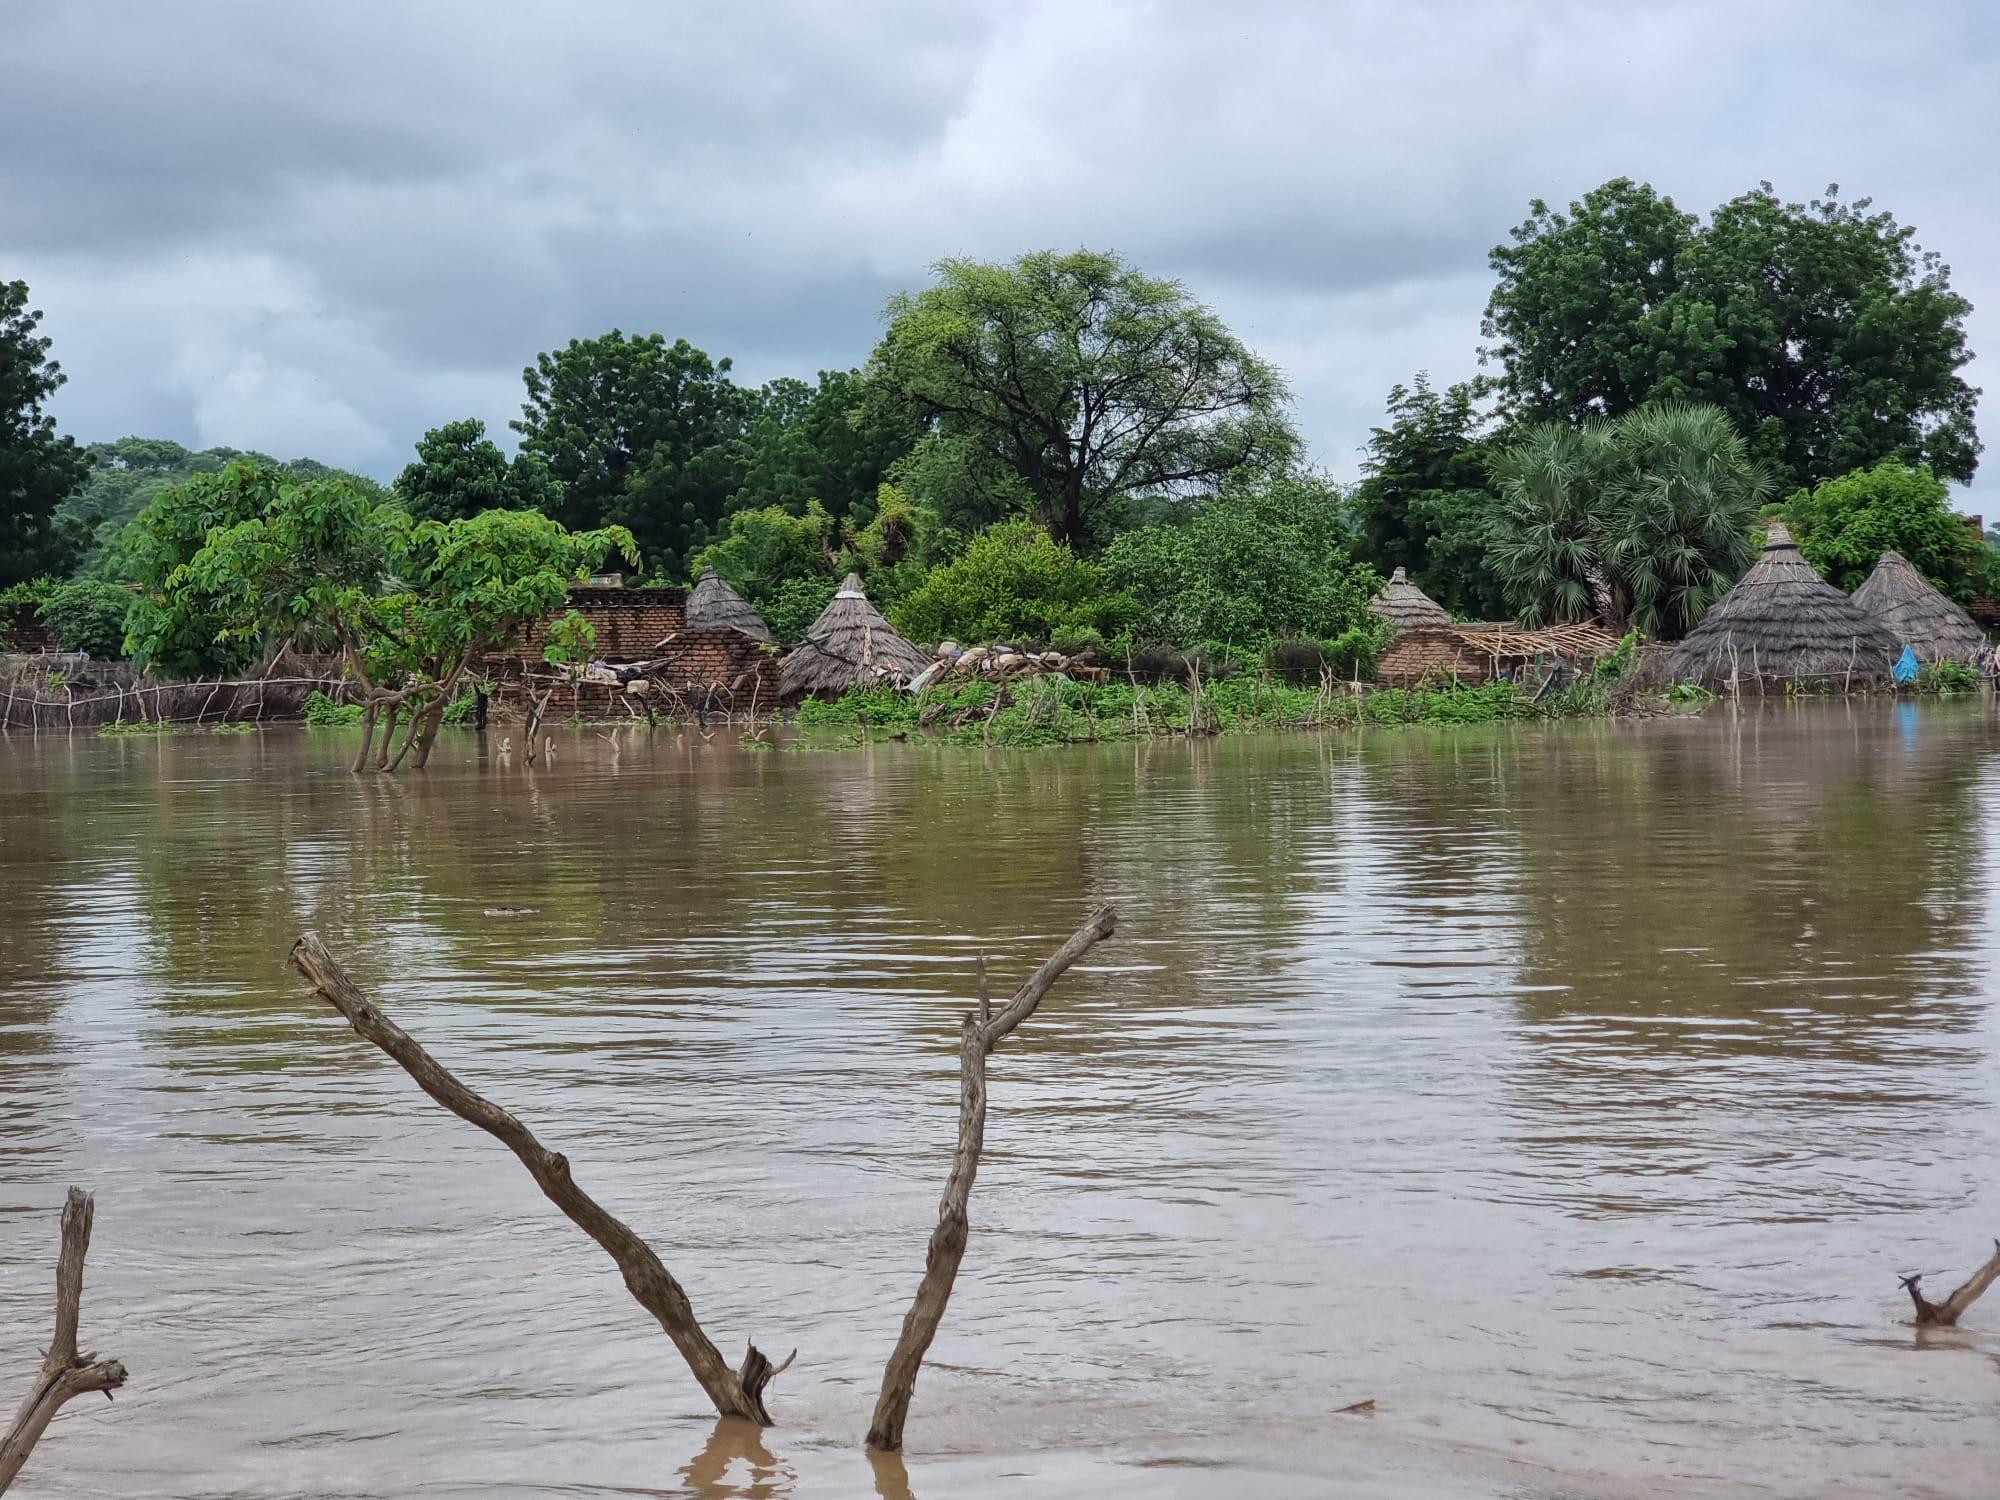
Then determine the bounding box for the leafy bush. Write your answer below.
[890,519,1133,645]
[1785,460,1980,598]
[1594,630,1641,681]
[0,577,58,649]
[302,689,365,726]
[37,579,134,657]
[1916,659,1979,695]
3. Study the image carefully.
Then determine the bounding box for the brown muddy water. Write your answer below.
[2,702,1998,1499]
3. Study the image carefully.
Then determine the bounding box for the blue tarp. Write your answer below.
[1892,644,1920,684]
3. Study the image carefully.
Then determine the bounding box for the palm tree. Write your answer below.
[1602,403,1772,638]
[1484,420,1616,625]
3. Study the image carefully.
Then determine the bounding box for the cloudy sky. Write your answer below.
[6,1,1998,502]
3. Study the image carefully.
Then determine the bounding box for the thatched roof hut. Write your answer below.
[1367,567,1449,633]
[1665,522,1898,687]
[1850,550,1986,662]
[1377,621,1618,688]
[779,573,930,699]
[686,566,774,643]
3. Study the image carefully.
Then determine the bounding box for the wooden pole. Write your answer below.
[0,1189,127,1494]
[866,906,1117,1452]
[1902,1239,2000,1327]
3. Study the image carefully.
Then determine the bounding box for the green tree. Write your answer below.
[121,461,292,676]
[1483,179,1979,490]
[1485,403,1771,636]
[1785,460,1980,598]
[890,518,1129,646]
[0,280,89,585]
[1349,374,1506,617]
[512,332,753,574]
[730,370,919,526]
[394,418,560,523]
[864,249,1294,546]
[1101,471,1376,649]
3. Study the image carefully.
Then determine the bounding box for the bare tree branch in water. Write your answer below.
[1902,1239,2000,1326]
[866,906,1117,1453]
[0,1189,127,1494]
[288,934,792,1424]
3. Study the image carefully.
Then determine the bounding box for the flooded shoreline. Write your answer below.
[2,702,1997,1497]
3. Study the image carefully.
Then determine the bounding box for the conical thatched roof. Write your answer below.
[779,573,931,698]
[686,566,774,642]
[1666,522,1899,686]
[1367,567,1449,633]
[1850,550,1986,662]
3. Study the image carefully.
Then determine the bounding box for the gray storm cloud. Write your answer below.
[5,0,1994,498]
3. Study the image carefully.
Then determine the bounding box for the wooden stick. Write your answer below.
[865,906,1117,1452]
[0,1188,128,1494]
[287,934,788,1424]
[1902,1239,2000,1326]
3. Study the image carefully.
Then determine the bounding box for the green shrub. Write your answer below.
[37,579,135,658]
[890,520,1133,645]
[1594,629,1641,682]
[1916,659,1980,695]
[302,689,366,726]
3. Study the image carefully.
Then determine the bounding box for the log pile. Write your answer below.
[909,641,1110,691]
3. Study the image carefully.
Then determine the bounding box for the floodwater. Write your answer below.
[2,704,1998,1499]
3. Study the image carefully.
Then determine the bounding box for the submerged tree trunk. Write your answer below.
[865,906,1117,1452]
[0,1189,127,1494]
[287,935,790,1424]
[1902,1240,2000,1326]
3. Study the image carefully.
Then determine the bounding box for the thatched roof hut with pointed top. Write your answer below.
[1367,567,1449,634]
[687,566,775,643]
[779,573,931,699]
[1665,522,1898,687]
[1850,550,1987,662]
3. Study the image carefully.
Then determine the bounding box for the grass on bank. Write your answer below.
[793,673,1616,750]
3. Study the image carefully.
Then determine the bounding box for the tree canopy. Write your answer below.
[1785,460,1981,599]
[864,249,1295,546]
[394,418,559,524]
[1485,403,1770,637]
[1483,179,1980,490]
[0,280,89,585]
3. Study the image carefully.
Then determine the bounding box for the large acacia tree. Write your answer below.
[1482,179,1980,491]
[0,280,88,585]
[864,250,1295,546]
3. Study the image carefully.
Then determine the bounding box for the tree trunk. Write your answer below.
[349,703,379,775]
[865,907,1117,1452]
[1902,1239,2000,1326]
[0,1189,127,1494]
[287,935,790,1424]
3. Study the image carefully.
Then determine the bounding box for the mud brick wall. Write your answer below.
[1376,628,1488,687]
[2,606,56,652]
[503,587,688,671]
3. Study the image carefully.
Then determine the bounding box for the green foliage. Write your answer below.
[0,576,57,648]
[302,689,365,726]
[1916,659,1979,695]
[1484,179,1979,490]
[539,610,597,667]
[1666,681,1716,707]
[37,579,133,657]
[1485,403,1768,637]
[0,280,90,585]
[513,332,754,575]
[1101,472,1377,650]
[890,519,1130,645]
[1349,374,1507,616]
[395,418,559,524]
[98,719,177,737]
[730,370,920,527]
[1594,630,1641,682]
[1784,460,1979,598]
[864,248,1295,544]
[68,437,386,579]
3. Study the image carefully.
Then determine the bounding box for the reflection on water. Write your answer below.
[1,703,1997,1498]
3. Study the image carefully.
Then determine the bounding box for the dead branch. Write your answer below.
[865,906,1117,1452]
[0,1188,127,1494]
[1902,1238,2000,1326]
[287,934,787,1424]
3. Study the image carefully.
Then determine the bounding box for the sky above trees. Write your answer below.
[5,1,1996,503]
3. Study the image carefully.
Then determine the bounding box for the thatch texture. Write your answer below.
[686,567,774,643]
[1665,522,1897,686]
[1851,550,1986,662]
[1367,567,1449,633]
[779,573,930,698]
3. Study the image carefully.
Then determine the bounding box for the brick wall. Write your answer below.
[500,587,688,672]
[1377,628,1490,687]
[2,606,55,653]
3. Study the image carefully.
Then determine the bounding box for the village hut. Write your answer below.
[779,573,931,699]
[686,566,775,643]
[1367,567,1449,634]
[1850,550,1987,662]
[1665,522,1898,687]
[1376,620,1618,688]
